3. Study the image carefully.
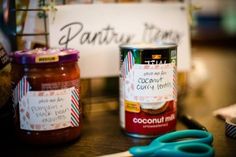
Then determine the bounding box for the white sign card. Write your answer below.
[49,3,191,78]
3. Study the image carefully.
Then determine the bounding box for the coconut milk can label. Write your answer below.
[124,63,177,135]
[125,106,176,135]
[19,87,80,131]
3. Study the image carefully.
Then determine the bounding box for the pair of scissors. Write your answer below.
[101,130,214,157]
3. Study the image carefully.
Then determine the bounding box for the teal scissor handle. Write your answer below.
[129,130,214,157]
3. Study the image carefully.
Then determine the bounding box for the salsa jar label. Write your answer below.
[13,77,80,131]
[120,43,177,137]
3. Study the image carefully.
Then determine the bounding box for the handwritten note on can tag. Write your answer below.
[49,3,190,78]
[133,64,174,102]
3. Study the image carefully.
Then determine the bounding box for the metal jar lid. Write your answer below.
[11,48,79,64]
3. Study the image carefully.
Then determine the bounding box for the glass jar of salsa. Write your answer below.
[11,48,81,144]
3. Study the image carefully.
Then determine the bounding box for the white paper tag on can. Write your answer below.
[125,64,175,103]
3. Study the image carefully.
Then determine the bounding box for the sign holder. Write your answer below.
[7,0,52,50]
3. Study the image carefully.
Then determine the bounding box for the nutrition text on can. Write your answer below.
[119,42,177,138]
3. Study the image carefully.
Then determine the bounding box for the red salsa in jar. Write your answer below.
[11,48,81,144]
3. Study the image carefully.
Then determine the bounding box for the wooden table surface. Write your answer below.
[1,43,236,157]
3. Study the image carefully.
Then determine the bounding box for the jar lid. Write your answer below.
[12,48,79,64]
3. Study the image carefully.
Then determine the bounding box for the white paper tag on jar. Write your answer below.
[19,87,80,131]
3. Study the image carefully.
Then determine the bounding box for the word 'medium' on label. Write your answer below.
[36,55,59,63]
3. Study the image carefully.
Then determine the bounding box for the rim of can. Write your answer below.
[120,42,177,50]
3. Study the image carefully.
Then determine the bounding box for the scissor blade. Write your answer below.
[99,151,132,157]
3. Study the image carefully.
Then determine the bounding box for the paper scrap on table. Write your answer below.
[213,104,236,120]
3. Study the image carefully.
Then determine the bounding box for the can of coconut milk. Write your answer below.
[119,42,177,138]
